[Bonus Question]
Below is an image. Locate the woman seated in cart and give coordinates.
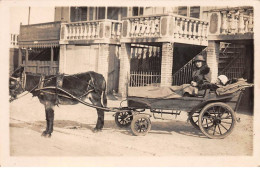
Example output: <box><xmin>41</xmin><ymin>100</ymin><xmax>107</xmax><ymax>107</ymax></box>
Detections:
<box><xmin>183</xmin><ymin>54</ymin><xmax>212</xmax><ymax>97</ymax></box>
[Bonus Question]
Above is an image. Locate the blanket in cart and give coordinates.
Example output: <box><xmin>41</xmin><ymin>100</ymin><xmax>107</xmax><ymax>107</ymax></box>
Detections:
<box><xmin>216</xmin><ymin>78</ymin><xmax>253</xmax><ymax>96</ymax></box>
<box><xmin>128</xmin><ymin>85</ymin><xmax>191</xmax><ymax>99</ymax></box>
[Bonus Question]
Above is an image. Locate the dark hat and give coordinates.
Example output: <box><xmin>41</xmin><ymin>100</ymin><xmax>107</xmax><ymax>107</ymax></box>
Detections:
<box><xmin>194</xmin><ymin>55</ymin><xmax>205</xmax><ymax>62</ymax></box>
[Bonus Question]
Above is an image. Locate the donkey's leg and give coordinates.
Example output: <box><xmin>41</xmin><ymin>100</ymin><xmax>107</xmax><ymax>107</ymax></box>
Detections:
<box><xmin>41</xmin><ymin>102</ymin><xmax>55</xmax><ymax>137</ymax></box>
<box><xmin>88</xmin><ymin>93</ymin><xmax>104</xmax><ymax>132</ymax></box>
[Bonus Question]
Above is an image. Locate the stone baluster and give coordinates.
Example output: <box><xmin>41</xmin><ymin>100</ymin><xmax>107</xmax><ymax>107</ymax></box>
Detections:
<box><xmin>221</xmin><ymin>11</ymin><xmax>228</xmax><ymax>34</ymax></box>
<box><xmin>135</xmin><ymin>20</ymin><xmax>141</xmax><ymax>37</ymax></box>
<box><xmin>150</xmin><ymin>18</ymin><xmax>155</xmax><ymax>35</ymax></box>
<box><xmin>71</xmin><ymin>25</ymin><xmax>75</xmax><ymax>39</ymax></box>
<box><xmin>130</xmin><ymin>20</ymin><xmax>135</xmax><ymax>37</ymax></box>
<box><xmin>174</xmin><ymin>17</ymin><xmax>180</xmax><ymax>38</ymax></box>
<box><xmin>188</xmin><ymin>19</ymin><xmax>192</xmax><ymax>39</ymax></box>
<box><xmin>145</xmin><ymin>19</ymin><xmax>151</xmax><ymax>37</ymax></box>
<box><xmin>64</xmin><ymin>25</ymin><xmax>69</xmax><ymax>40</ymax></box>
<box><xmin>183</xmin><ymin>19</ymin><xmax>188</xmax><ymax>38</ymax></box>
<box><xmin>83</xmin><ymin>23</ymin><xmax>88</xmax><ymax>38</ymax></box>
<box><xmin>111</xmin><ymin>22</ymin><xmax>116</xmax><ymax>38</ymax></box>
<box><xmin>78</xmin><ymin>24</ymin><xmax>82</xmax><ymax>39</ymax></box>
<box><xmin>87</xmin><ymin>23</ymin><xmax>91</xmax><ymax>38</ymax></box>
<box><xmin>238</xmin><ymin>9</ymin><xmax>245</xmax><ymax>34</ymax></box>
<box><xmin>117</xmin><ymin>23</ymin><xmax>121</xmax><ymax>38</ymax></box>
<box><xmin>244</xmin><ymin>17</ymin><xmax>249</xmax><ymax>33</ymax></box>
<box><xmin>230</xmin><ymin>10</ymin><xmax>237</xmax><ymax>34</ymax></box>
<box><xmin>154</xmin><ymin>17</ymin><xmax>160</xmax><ymax>36</ymax></box>
<box><xmin>140</xmin><ymin>18</ymin><xmax>145</xmax><ymax>36</ymax></box>
<box><xmin>247</xmin><ymin>9</ymin><xmax>253</xmax><ymax>32</ymax></box>
<box><xmin>197</xmin><ymin>21</ymin><xmax>202</xmax><ymax>39</ymax></box>
<box><xmin>92</xmin><ymin>24</ymin><xmax>96</xmax><ymax>38</ymax></box>
<box><xmin>179</xmin><ymin>18</ymin><xmax>184</xmax><ymax>38</ymax></box>
<box><xmin>191</xmin><ymin>20</ymin><xmax>196</xmax><ymax>39</ymax></box>
<box><xmin>95</xmin><ymin>22</ymin><xmax>99</xmax><ymax>38</ymax></box>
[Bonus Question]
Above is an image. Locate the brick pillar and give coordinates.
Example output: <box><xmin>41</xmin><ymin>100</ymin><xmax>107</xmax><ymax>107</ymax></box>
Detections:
<box><xmin>160</xmin><ymin>42</ymin><xmax>174</xmax><ymax>87</ymax></box>
<box><xmin>98</xmin><ymin>44</ymin><xmax>109</xmax><ymax>83</ymax></box>
<box><xmin>206</xmin><ymin>40</ymin><xmax>220</xmax><ymax>83</ymax></box>
<box><xmin>118</xmin><ymin>43</ymin><xmax>131</xmax><ymax>98</ymax></box>
<box><xmin>59</xmin><ymin>44</ymin><xmax>67</xmax><ymax>73</ymax></box>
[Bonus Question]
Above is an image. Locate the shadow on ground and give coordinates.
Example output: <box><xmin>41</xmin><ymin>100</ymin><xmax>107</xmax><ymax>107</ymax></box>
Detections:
<box><xmin>10</xmin><ymin>119</ymin><xmax>206</xmax><ymax>138</ymax></box>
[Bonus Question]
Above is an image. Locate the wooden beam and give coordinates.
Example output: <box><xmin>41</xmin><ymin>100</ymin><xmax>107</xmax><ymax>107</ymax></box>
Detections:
<box><xmin>50</xmin><ymin>47</ymin><xmax>54</xmax><ymax>75</ymax></box>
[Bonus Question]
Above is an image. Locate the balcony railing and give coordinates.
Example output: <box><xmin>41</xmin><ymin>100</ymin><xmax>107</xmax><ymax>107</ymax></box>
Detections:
<box><xmin>206</xmin><ymin>7</ymin><xmax>253</xmax><ymax>36</ymax></box>
<box><xmin>60</xmin><ymin>20</ymin><xmax>122</xmax><ymax>42</ymax></box>
<box><xmin>121</xmin><ymin>14</ymin><xmax>209</xmax><ymax>46</ymax></box>
<box><xmin>10</xmin><ymin>34</ymin><xmax>19</xmax><ymax>48</ymax></box>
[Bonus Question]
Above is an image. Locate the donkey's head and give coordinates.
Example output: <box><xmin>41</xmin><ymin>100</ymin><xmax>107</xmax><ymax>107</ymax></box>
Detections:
<box><xmin>9</xmin><ymin>67</ymin><xmax>25</xmax><ymax>102</ymax></box>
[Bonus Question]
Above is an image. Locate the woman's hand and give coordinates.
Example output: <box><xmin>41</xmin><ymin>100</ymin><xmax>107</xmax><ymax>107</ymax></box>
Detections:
<box><xmin>191</xmin><ymin>81</ymin><xmax>198</xmax><ymax>87</ymax></box>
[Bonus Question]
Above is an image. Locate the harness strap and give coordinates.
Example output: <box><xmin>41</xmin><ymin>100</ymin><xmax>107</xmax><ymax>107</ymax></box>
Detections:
<box><xmin>38</xmin><ymin>75</ymin><xmax>45</xmax><ymax>89</ymax></box>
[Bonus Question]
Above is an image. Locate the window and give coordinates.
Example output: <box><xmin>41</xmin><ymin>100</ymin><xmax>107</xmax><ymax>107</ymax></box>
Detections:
<box><xmin>97</xmin><ymin>7</ymin><xmax>106</xmax><ymax>19</ymax></box>
<box><xmin>132</xmin><ymin>7</ymin><xmax>144</xmax><ymax>16</ymax></box>
<box><xmin>107</xmin><ymin>7</ymin><xmax>120</xmax><ymax>20</ymax></box>
<box><xmin>177</xmin><ymin>6</ymin><xmax>200</xmax><ymax>19</ymax></box>
<box><xmin>70</xmin><ymin>7</ymin><xmax>88</xmax><ymax>22</ymax></box>
<box><xmin>178</xmin><ymin>6</ymin><xmax>188</xmax><ymax>16</ymax></box>
<box><xmin>190</xmin><ymin>6</ymin><xmax>200</xmax><ymax>19</ymax></box>
<box><xmin>89</xmin><ymin>7</ymin><xmax>94</xmax><ymax>20</ymax></box>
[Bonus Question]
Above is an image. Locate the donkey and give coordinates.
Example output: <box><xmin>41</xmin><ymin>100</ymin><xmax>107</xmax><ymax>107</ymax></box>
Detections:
<box><xmin>9</xmin><ymin>67</ymin><xmax>107</xmax><ymax>137</ymax></box>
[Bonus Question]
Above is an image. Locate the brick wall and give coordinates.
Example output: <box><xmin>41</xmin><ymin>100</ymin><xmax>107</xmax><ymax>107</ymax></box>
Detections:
<box><xmin>161</xmin><ymin>42</ymin><xmax>174</xmax><ymax>87</ymax></box>
<box><xmin>206</xmin><ymin>40</ymin><xmax>219</xmax><ymax>83</ymax></box>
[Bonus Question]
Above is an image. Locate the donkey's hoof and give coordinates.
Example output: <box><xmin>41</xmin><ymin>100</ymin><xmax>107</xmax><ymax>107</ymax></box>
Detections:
<box><xmin>41</xmin><ymin>131</ymin><xmax>47</xmax><ymax>137</ymax></box>
<box><xmin>41</xmin><ymin>131</ymin><xmax>51</xmax><ymax>138</ymax></box>
<box><xmin>92</xmin><ymin>128</ymin><xmax>102</xmax><ymax>133</ymax></box>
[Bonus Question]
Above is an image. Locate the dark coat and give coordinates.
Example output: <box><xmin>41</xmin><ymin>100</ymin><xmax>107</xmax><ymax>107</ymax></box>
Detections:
<box><xmin>192</xmin><ymin>65</ymin><xmax>211</xmax><ymax>90</ymax></box>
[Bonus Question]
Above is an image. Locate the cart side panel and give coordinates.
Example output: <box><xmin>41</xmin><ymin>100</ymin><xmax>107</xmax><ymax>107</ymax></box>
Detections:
<box><xmin>127</xmin><ymin>97</ymin><xmax>203</xmax><ymax>112</ymax></box>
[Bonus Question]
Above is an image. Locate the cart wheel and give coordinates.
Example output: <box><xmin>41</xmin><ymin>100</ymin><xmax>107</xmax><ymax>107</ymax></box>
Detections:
<box><xmin>198</xmin><ymin>102</ymin><xmax>236</xmax><ymax>139</ymax></box>
<box><xmin>131</xmin><ymin>114</ymin><xmax>151</xmax><ymax>136</ymax></box>
<box><xmin>115</xmin><ymin>111</ymin><xmax>133</xmax><ymax>128</ymax></box>
<box><xmin>189</xmin><ymin>112</ymin><xmax>200</xmax><ymax>130</ymax></box>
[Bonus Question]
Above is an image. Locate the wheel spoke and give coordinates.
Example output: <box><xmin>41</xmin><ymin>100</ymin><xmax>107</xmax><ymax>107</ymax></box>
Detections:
<box><xmin>221</xmin><ymin>120</ymin><xmax>232</xmax><ymax>124</ymax></box>
<box><xmin>217</xmin><ymin>124</ymin><xmax>222</xmax><ymax>135</ymax></box>
<box><xmin>213</xmin><ymin>125</ymin><xmax>216</xmax><ymax>135</ymax></box>
<box><xmin>219</xmin><ymin>123</ymin><xmax>228</xmax><ymax>131</ymax></box>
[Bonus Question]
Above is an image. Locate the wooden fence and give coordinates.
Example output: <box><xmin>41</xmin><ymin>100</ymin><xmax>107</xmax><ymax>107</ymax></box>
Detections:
<box><xmin>22</xmin><ymin>61</ymin><xmax>59</xmax><ymax>75</ymax></box>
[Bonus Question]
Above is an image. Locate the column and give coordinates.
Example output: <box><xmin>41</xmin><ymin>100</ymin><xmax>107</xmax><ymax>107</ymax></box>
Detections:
<box><xmin>206</xmin><ymin>40</ymin><xmax>220</xmax><ymax>83</ymax></box>
<box><xmin>160</xmin><ymin>42</ymin><xmax>174</xmax><ymax>87</ymax></box>
<box><xmin>97</xmin><ymin>44</ymin><xmax>109</xmax><ymax>83</ymax></box>
<box><xmin>59</xmin><ymin>45</ymin><xmax>66</xmax><ymax>73</ymax></box>
<box><xmin>118</xmin><ymin>43</ymin><xmax>131</xmax><ymax>98</ymax></box>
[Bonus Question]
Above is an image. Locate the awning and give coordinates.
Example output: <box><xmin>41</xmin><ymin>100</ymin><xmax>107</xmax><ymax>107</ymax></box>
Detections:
<box><xmin>18</xmin><ymin>40</ymin><xmax>60</xmax><ymax>48</ymax></box>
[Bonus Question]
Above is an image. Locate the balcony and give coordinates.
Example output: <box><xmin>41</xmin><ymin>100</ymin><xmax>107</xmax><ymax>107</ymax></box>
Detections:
<box><xmin>206</xmin><ymin>7</ymin><xmax>254</xmax><ymax>41</ymax></box>
<box><xmin>10</xmin><ymin>34</ymin><xmax>19</xmax><ymax>48</ymax></box>
<box><xmin>60</xmin><ymin>20</ymin><xmax>122</xmax><ymax>45</ymax></box>
<box><xmin>121</xmin><ymin>14</ymin><xmax>209</xmax><ymax>46</ymax></box>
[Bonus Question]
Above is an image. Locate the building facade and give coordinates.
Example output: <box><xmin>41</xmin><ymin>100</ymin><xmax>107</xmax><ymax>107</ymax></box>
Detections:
<box><xmin>15</xmin><ymin>6</ymin><xmax>254</xmax><ymax>108</ymax></box>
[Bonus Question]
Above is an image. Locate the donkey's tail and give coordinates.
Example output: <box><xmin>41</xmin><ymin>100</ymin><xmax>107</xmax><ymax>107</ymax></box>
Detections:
<box><xmin>101</xmin><ymin>79</ymin><xmax>107</xmax><ymax>107</ymax></box>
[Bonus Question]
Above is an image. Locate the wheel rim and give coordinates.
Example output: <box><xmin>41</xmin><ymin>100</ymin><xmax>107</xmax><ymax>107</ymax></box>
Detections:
<box><xmin>117</xmin><ymin>112</ymin><xmax>132</xmax><ymax>126</ymax></box>
<box><xmin>200</xmin><ymin>105</ymin><xmax>234</xmax><ymax>137</ymax></box>
<box><xmin>134</xmin><ymin>118</ymin><xmax>149</xmax><ymax>133</ymax></box>
<box><xmin>190</xmin><ymin>112</ymin><xmax>200</xmax><ymax>130</ymax></box>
